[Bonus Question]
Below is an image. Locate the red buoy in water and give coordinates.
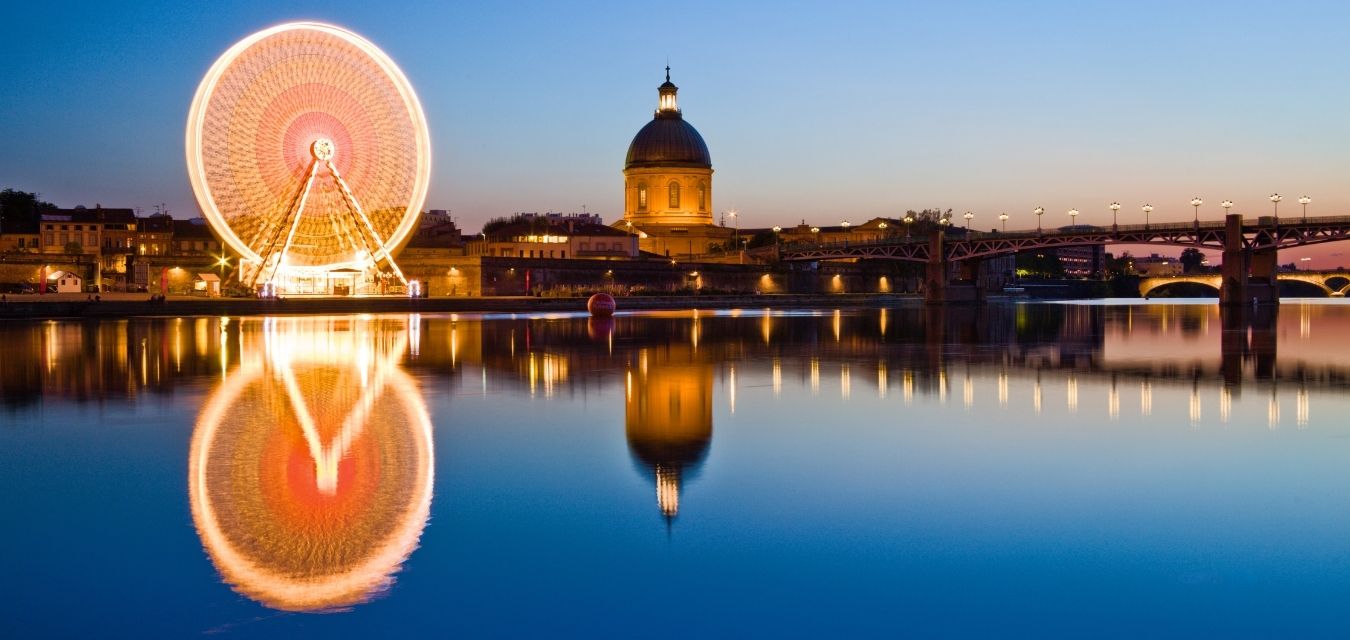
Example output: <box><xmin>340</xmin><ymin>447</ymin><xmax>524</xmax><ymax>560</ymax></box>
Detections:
<box><xmin>587</xmin><ymin>293</ymin><xmax>616</xmax><ymax>317</ymax></box>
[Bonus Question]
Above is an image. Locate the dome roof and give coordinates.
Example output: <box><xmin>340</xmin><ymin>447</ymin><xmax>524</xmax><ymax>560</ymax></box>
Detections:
<box><xmin>625</xmin><ymin>116</ymin><xmax>712</xmax><ymax>170</ymax></box>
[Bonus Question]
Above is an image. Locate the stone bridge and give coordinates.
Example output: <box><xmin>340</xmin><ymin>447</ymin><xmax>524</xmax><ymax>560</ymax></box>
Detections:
<box><xmin>780</xmin><ymin>214</ymin><xmax>1350</xmax><ymax>305</ymax></box>
<box><xmin>1140</xmin><ymin>272</ymin><xmax>1350</xmax><ymax>297</ymax></box>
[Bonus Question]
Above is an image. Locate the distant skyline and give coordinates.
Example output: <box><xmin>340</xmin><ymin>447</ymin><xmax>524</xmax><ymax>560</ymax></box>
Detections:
<box><xmin>4</xmin><ymin>1</ymin><xmax>1350</xmax><ymax>266</ymax></box>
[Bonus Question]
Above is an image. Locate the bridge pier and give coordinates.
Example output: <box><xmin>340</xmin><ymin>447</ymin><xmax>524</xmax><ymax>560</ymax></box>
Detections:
<box><xmin>924</xmin><ymin>231</ymin><xmax>983</xmax><ymax>305</ymax></box>
<box><xmin>1219</xmin><ymin>213</ymin><xmax>1279</xmax><ymax>306</ymax></box>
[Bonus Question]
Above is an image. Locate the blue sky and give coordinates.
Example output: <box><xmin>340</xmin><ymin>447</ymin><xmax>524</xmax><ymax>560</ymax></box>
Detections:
<box><xmin>4</xmin><ymin>1</ymin><xmax>1350</xmax><ymax>263</ymax></box>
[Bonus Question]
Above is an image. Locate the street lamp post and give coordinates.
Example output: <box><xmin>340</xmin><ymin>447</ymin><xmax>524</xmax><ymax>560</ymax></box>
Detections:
<box><xmin>1109</xmin><ymin>202</ymin><xmax>1121</xmax><ymax>230</ymax></box>
<box><xmin>1034</xmin><ymin>206</ymin><xmax>1044</xmax><ymax>232</ymax></box>
<box><xmin>963</xmin><ymin>211</ymin><xmax>974</xmax><ymax>229</ymax></box>
<box><xmin>1299</xmin><ymin>195</ymin><xmax>1311</xmax><ymax>222</ymax></box>
<box><xmin>728</xmin><ymin>209</ymin><xmax>739</xmax><ymax>247</ymax></box>
<box><xmin>1068</xmin><ymin>208</ymin><xmax>1079</xmax><ymax>226</ymax></box>
<box><xmin>1190</xmin><ymin>197</ymin><xmax>1203</xmax><ymax>224</ymax></box>
<box><xmin>1142</xmin><ymin>204</ymin><xmax>1153</xmax><ymax>228</ymax></box>
<box><xmin>999</xmin><ymin>212</ymin><xmax>1009</xmax><ymax>232</ymax></box>
<box><xmin>1221</xmin><ymin>200</ymin><xmax>1233</xmax><ymax>219</ymax></box>
<box><xmin>772</xmin><ymin>225</ymin><xmax>782</xmax><ymax>254</ymax></box>
<box><xmin>1269</xmin><ymin>193</ymin><xmax>1281</xmax><ymax>221</ymax></box>
<box><xmin>903</xmin><ymin>214</ymin><xmax>914</xmax><ymax>237</ymax></box>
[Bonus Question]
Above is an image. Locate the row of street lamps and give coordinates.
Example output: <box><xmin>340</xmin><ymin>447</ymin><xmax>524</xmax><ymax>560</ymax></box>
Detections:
<box><xmin>750</xmin><ymin>194</ymin><xmax>1316</xmax><ymax>247</ymax></box>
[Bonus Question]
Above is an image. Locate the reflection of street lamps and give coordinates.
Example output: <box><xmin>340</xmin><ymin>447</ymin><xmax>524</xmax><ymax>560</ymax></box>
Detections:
<box><xmin>963</xmin><ymin>211</ymin><xmax>974</xmax><ymax>229</ymax></box>
<box><xmin>1221</xmin><ymin>200</ymin><xmax>1233</xmax><ymax>219</ymax></box>
<box><xmin>1142</xmin><ymin>204</ymin><xmax>1153</xmax><ymax>228</ymax></box>
<box><xmin>1109</xmin><ymin>202</ymin><xmax>1121</xmax><ymax>229</ymax></box>
<box><xmin>1269</xmin><ymin>193</ymin><xmax>1281</xmax><ymax>221</ymax></box>
<box><xmin>903</xmin><ymin>214</ymin><xmax>914</xmax><ymax>237</ymax></box>
<box><xmin>999</xmin><ymin>212</ymin><xmax>1008</xmax><ymax>232</ymax></box>
<box><xmin>1034</xmin><ymin>206</ymin><xmax>1044</xmax><ymax>231</ymax></box>
<box><xmin>1190</xmin><ymin>197</ymin><xmax>1203</xmax><ymax>224</ymax></box>
<box><xmin>1299</xmin><ymin>195</ymin><xmax>1311</xmax><ymax>222</ymax></box>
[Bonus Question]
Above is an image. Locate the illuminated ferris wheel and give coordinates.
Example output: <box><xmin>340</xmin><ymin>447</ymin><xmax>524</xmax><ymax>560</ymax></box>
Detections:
<box><xmin>185</xmin><ymin>22</ymin><xmax>431</xmax><ymax>294</ymax></box>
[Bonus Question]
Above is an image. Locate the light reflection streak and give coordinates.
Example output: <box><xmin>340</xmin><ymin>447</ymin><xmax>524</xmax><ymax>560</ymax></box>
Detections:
<box><xmin>772</xmin><ymin>358</ymin><xmax>782</xmax><ymax>397</ymax></box>
<box><xmin>1141</xmin><ymin>380</ymin><xmax>1152</xmax><ymax>416</ymax></box>
<box><xmin>998</xmin><ymin>371</ymin><xmax>1008</xmax><ymax>407</ymax></box>
<box><xmin>1108</xmin><ymin>378</ymin><xmax>1119</xmax><ymax>420</ymax></box>
<box><xmin>1033</xmin><ymin>374</ymin><xmax>1042</xmax><ymax>414</ymax></box>
<box><xmin>1268</xmin><ymin>390</ymin><xmax>1280</xmax><ymax>429</ymax></box>
<box><xmin>1189</xmin><ymin>383</ymin><xmax>1201</xmax><ymax>428</ymax></box>
<box><xmin>1220</xmin><ymin>387</ymin><xmax>1231</xmax><ymax>423</ymax></box>
<box><xmin>903</xmin><ymin>370</ymin><xmax>913</xmax><ymax>405</ymax></box>
<box><xmin>1297</xmin><ymin>386</ymin><xmax>1309</xmax><ymax>428</ymax></box>
<box><xmin>811</xmin><ymin>358</ymin><xmax>820</xmax><ymax>394</ymax></box>
<box><xmin>877</xmin><ymin>362</ymin><xmax>887</xmax><ymax>399</ymax></box>
<box><xmin>840</xmin><ymin>364</ymin><xmax>850</xmax><ymax>400</ymax></box>
<box><xmin>729</xmin><ymin>365</ymin><xmax>737</xmax><ymax>413</ymax></box>
<box><xmin>963</xmin><ymin>370</ymin><xmax>973</xmax><ymax>409</ymax></box>
<box><xmin>1067</xmin><ymin>376</ymin><xmax>1077</xmax><ymax>413</ymax></box>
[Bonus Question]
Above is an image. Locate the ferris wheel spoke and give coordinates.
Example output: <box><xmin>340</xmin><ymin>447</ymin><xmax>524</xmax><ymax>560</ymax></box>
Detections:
<box><xmin>325</xmin><ymin>160</ymin><xmax>409</xmax><ymax>286</ymax></box>
<box><xmin>247</xmin><ymin>159</ymin><xmax>319</xmax><ymax>287</ymax></box>
<box><xmin>261</xmin><ymin>160</ymin><xmax>321</xmax><ymax>286</ymax></box>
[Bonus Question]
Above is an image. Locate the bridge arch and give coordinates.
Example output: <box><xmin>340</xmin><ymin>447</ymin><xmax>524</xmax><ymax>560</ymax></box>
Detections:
<box><xmin>1139</xmin><ymin>276</ymin><xmax>1221</xmax><ymax>298</ymax></box>
<box><xmin>1325</xmin><ymin>276</ymin><xmax>1349</xmax><ymax>292</ymax></box>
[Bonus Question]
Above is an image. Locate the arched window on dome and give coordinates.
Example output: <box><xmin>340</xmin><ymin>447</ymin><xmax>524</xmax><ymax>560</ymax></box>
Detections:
<box><xmin>668</xmin><ymin>181</ymin><xmax>680</xmax><ymax>209</ymax></box>
<box><xmin>698</xmin><ymin>182</ymin><xmax>707</xmax><ymax>212</ymax></box>
<box><xmin>637</xmin><ymin>183</ymin><xmax>647</xmax><ymax>211</ymax></box>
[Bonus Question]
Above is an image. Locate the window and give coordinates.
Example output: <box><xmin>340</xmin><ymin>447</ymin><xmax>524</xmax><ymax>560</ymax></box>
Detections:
<box><xmin>698</xmin><ymin>182</ymin><xmax>707</xmax><ymax>211</ymax></box>
<box><xmin>668</xmin><ymin>181</ymin><xmax>680</xmax><ymax>208</ymax></box>
<box><xmin>637</xmin><ymin>183</ymin><xmax>647</xmax><ymax>211</ymax></box>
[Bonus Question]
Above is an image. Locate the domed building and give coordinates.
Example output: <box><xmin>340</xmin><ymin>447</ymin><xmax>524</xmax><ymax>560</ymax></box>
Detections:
<box><xmin>619</xmin><ymin>69</ymin><xmax>733</xmax><ymax>257</ymax></box>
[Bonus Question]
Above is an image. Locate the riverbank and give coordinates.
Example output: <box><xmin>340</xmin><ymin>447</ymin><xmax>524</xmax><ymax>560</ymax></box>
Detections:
<box><xmin>0</xmin><ymin>292</ymin><xmax>924</xmax><ymax>320</ymax></box>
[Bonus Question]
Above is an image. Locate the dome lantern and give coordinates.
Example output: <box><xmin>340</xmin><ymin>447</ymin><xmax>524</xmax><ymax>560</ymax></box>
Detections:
<box><xmin>657</xmin><ymin>65</ymin><xmax>679</xmax><ymax>115</ymax></box>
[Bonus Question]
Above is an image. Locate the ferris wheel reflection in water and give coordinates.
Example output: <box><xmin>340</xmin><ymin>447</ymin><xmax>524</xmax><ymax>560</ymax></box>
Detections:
<box><xmin>188</xmin><ymin>316</ymin><xmax>433</xmax><ymax>612</ymax></box>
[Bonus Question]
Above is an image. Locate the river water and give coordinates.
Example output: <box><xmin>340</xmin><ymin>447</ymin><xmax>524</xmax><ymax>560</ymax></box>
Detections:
<box><xmin>3</xmin><ymin>301</ymin><xmax>1350</xmax><ymax>636</ymax></box>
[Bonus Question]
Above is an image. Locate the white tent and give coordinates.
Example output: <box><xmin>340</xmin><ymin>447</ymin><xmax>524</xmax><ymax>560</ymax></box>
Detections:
<box><xmin>195</xmin><ymin>273</ymin><xmax>221</xmax><ymax>297</ymax></box>
<box><xmin>46</xmin><ymin>270</ymin><xmax>82</xmax><ymax>294</ymax></box>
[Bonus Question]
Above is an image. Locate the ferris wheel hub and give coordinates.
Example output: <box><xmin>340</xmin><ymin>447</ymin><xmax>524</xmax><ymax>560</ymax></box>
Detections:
<box><xmin>310</xmin><ymin>138</ymin><xmax>335</xmax><ymax>161</ymax></box>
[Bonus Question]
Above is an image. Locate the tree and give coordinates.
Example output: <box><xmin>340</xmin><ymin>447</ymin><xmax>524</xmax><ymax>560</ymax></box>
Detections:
<box><xmin>1106</xmin><ymin>251</ymin><xmax>1134</xmax><ymax>277</ymax></box>
<box><xmin>1179</xmin><ymin>248</ymin><xmax>1206</xmax><ymax>274</ymax></box>
<box><xmin>0</xmin><ymin>188</ymin><xmax>56</xmax><ymax>234</ymax></box>
<box><xmin>1016</xmin><ymin>251</ymin><xmax>1065</xmax><ymax>278</ymax></box>
<box><xmin>64</xmin><ymin>242</ymin><xmax>84</xmax><ymax>255</ymax></box>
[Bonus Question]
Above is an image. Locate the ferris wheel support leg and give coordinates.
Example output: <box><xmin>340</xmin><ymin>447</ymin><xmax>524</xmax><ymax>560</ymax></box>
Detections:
<box><xmin>326</xmin><ymin>160</ymin><xmax>410</xmax><ymax>286</ymax></box>
<box><xmin>261</xmin><ymin>160</ymin><xmax>321</xmax><ymax>287</ymax></box>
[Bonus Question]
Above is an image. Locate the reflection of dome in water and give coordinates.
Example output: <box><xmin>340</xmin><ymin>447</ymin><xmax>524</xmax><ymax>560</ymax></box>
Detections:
<box><xmin>189</xmin><ymin>318</ymin><xmax>433</xmax><ymax>612</ymax></box>
<box><xmin>625</xmin><ymin>355</ymin><xmax>713</xmax><ymax>520</ymax></box>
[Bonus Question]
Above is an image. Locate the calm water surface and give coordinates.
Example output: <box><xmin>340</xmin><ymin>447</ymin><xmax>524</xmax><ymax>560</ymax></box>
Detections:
<box><xmin>4</xmin><ymin>301</ymin><xmax>1350</xmax><ymax>636</ymax></box>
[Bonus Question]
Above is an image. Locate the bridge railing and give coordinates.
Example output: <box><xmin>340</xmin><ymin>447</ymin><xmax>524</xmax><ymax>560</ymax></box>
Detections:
<box><xmin>782</xmin><ymin>215</ymin><xmax>1350</xmax><ymax>254</ymax></box>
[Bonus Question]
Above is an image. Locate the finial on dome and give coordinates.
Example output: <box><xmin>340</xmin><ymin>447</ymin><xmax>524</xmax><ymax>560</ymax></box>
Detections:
<box><xmin>665</xmin><ymin>64</ymin><xmax>670</xmax><ymax>83</ymax></box>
